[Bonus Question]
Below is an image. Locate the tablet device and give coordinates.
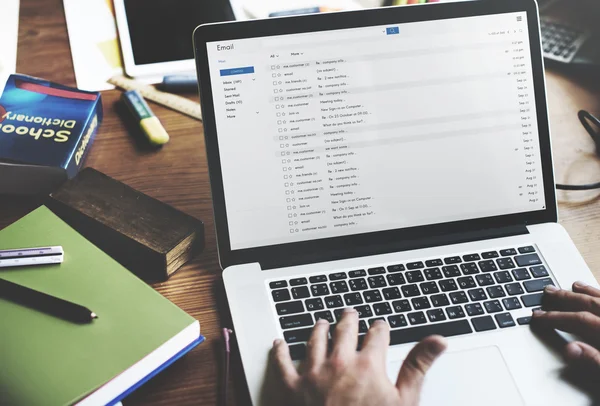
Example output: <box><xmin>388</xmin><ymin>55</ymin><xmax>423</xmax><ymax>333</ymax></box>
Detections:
<box><xmin>114</xmin><ymin>0</ymin><xmax>239</xmax><ymax>82</ymax></box>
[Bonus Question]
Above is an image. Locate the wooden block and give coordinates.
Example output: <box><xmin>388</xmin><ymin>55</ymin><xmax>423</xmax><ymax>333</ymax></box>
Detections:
<box><xmin>46</xmin><ymin>168</ymin><xmax>204</xmax><ymax>281</ymax></box>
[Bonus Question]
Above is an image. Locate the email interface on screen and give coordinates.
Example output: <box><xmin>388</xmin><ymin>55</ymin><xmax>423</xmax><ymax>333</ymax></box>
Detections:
<box><xmin>206</xmin><ymin>12</ymin><xmax>545</xmax><ymax>250</ymax></box>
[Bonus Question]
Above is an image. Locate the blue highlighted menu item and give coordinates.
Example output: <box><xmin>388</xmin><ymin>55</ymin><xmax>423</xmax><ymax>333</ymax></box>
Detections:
<box><xmin>220</xmin><ymin>67</ymin><xmax>255</xmax><ymax>77</ymax></box>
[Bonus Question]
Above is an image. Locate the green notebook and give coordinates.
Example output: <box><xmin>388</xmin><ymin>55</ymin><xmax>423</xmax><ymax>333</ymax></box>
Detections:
<box><xmin>0</xmin><ymin>206</ymin><xmax>201</xmax><ymax>406</ymax></box>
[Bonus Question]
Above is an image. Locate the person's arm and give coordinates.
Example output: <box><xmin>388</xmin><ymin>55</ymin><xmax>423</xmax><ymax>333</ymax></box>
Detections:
<box><xmin>272</xmin><ymin>308</ymin><xmax>447</xmax><ymax>406</ymax></box>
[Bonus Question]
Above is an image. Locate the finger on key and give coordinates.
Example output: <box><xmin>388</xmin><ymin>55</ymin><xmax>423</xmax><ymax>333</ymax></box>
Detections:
<box><xmin>542</xmin><ymin>286</ymin><xmax>600</xmax><ymax>316</ymax></box>
<box><xmin>572</xmin><ymin>281</ymin><xmax>600</xmax><ymax>299</ymax></box>
<box><xmin>331</xmin><ymin>308</ymin><xmax>359</xmax><ymax>359</ymax></box>
<box><xmin>306</xmin><ymin>318</ymin><xmax>330</xmax><ymax>370</ymax></box>
<box><xmin>361</xmin><ymin>320</ymin><xmax>390</xmax><ymax>362</ymax></box>
<box><xmin>273</xmin><ymin>339</ymin><xmax>301</xmax><ymax>391</ymax></box>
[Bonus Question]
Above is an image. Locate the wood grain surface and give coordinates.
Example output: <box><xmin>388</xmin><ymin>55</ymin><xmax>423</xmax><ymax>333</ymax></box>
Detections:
<box><xmin>5</xmin><ymin>1</ymin><xmax>600</xmax><ymax>405</ymax></box>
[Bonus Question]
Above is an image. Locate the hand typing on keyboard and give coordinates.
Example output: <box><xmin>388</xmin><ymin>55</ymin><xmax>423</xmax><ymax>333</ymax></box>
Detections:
<box><xmin>272</xmin><ymin>308</ymin><xmax>447</xmax><ymax>406</ymax></box>
<box><xmin>532</xmin><ymin>281</ymin><xmax>600</xmax><ymax>372</ymax></box>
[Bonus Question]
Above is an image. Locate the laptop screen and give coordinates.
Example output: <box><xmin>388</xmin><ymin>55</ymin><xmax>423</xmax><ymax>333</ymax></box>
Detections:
<box><xmin>205</xmin><ymin>11</ymin><xmax>546</xmax><ymax>251</ymax></box>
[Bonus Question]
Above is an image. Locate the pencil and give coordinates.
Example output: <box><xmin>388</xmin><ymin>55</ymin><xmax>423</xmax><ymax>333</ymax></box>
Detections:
<box><xmin>0</xmin><ymin>278</ymin><xmax>97</xmax><ymax>323</ymax></box>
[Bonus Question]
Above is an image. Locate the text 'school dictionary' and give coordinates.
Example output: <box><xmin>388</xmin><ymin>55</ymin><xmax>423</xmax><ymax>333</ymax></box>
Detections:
<box><xmin>0</xmin><ymin>74</ymin><xmax>102</xmax><ymax>195</ymax></box>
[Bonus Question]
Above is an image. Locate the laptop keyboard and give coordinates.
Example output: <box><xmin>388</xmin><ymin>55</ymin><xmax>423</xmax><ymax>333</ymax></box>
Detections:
<box><xmin>267</xmin><ymin>245</ymin><xmax>554</xmax><ymax>360</ymax></box>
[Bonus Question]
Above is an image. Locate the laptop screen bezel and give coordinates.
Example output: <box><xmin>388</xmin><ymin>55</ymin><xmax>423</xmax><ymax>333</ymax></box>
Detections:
<box><xmin>194</xmin><ymin>0</ymin><xmax>557</xmax><ymax>269</ymax></box>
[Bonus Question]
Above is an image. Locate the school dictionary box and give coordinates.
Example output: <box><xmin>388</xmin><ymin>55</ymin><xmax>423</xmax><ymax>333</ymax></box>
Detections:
<box><xmin>0</xmin><ymin>74</ymin><xmax>102</xmax><ymax>195</ymax></box>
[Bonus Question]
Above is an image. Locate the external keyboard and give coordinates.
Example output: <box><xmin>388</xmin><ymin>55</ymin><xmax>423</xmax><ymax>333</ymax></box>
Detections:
<box><xmin>541</xmin><ymin>18</ymin><xmax>589</xmax><ymax>63</ymax></box>
<box><xmin>268</xmin><ymin>245</ymin><xmax>554</xmax><ymax>360</ymax></box>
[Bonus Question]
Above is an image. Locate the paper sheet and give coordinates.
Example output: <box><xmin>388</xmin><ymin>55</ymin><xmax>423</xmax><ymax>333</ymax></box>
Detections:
<box><xmin>63</xmin><ymin>0</ymin><xmax>123</xmax><ymax>91</ymax></box>
<box><xmin>0</xmin><ymin>0</ymin><xmax>19</xmax><ymax>96</ymax></box>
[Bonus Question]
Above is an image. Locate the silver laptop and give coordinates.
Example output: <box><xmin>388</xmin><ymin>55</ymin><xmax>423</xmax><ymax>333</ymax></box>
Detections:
<box><xmin>193</xmin><ymin>1</ymin><xmax>599</xmax><ymax>404</ymax></box>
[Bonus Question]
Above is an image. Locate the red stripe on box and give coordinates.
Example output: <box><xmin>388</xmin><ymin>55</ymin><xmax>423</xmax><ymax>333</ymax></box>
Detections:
<box><xmin>15</xmin><ymin>80</ymin><xmax>98</xmax><ymax>101</ymax></box>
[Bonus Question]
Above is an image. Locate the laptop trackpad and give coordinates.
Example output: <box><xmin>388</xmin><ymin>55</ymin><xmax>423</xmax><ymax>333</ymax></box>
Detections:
<box><xmin>387</xmin><ymin>346</ymin><xmax>524</xmax><ymax>406</ymax></box>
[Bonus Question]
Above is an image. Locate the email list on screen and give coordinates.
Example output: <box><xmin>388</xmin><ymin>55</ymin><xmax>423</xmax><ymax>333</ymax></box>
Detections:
<box><xmin>207</xmin><ymin>12</ymin><xmax>544</xmax><ymax>250</ymax></box>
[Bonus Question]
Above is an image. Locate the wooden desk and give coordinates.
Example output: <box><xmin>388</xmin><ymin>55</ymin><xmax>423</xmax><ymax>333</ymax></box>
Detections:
<box><xmin>5</xmin><ymin>1</ymin><xmax>600</xmax><ymax>405</ymax></box>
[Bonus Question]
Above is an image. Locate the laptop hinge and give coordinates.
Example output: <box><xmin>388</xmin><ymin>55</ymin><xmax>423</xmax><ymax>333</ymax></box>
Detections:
<box><xmin>261</xmin><ymin>225</ymin><xmax>529</xmax><ymax>270</ymax></box>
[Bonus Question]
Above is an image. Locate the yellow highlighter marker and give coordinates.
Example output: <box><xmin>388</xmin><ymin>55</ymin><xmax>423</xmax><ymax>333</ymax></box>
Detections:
<box><xmin>122</xmin><ymin>90</ymin><xmax>170</xmax><ymax>145</ymax></box>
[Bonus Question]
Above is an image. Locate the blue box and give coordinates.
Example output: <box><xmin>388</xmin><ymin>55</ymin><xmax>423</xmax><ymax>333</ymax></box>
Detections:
<box><xmin>0</xmin><ymin>74</ymin><xmax>102</xmax><ymax>195</ymax></box>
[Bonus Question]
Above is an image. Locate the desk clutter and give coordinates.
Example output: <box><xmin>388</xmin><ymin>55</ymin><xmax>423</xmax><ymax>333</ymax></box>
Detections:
<box><xmin>0</xmin><ymin>5</ymin><xmax>210</xmax><ymax>400</ymax></box>
<box><xmin>0</xmin><ymin>206</ymin><xmax>203</xmax><ymax>406</ymax></box>
<box><xmin>0</xmin><ymin>73</ymin><xmax>205</xmax><ymax>280</ymax></box>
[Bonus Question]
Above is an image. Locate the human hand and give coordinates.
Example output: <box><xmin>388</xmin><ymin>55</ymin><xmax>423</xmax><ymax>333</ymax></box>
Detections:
<box><xmin>532</xmin><ymin>281</ymin><xmax>600</xmax><ymax>371</ymax></box>
<box><xmin>272</xmin><ymin>308</ymin><xmax>447</xmax><ymax>406</ymax></box>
